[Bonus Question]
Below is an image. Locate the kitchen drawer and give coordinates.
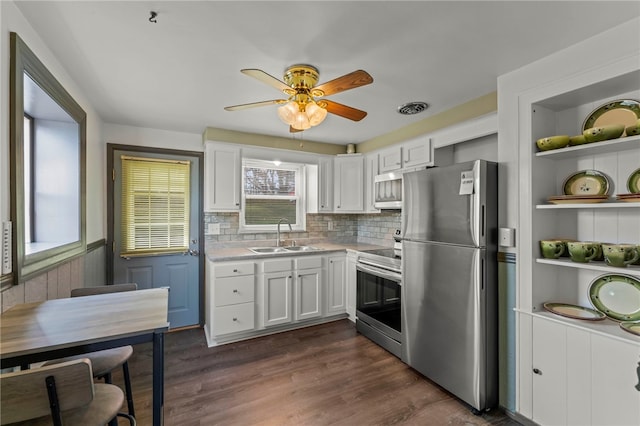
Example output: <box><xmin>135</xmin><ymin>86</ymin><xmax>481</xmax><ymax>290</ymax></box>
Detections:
<box><xmin>213</xmin><ymin>303</ymin><xmax>255</xmax><ymax>335</ymax></box>
<box><xmin>262</xmin><ymin>258</ymin><xmax>292</xmax><ymax>273</ymax></box>
<box><xmin>215</xmin><ymin>275</ymin><xmax>254</xmax><ymax>307</ymax></box>
<box><xmin>214</xmin><ymin>262</ymin><xmax>255</xmax><ymax>278</ymax></box>
<box><xmin>295</xmin><ymin>256</ymin><xmax>323</xmax><ymax>270</ymax></box>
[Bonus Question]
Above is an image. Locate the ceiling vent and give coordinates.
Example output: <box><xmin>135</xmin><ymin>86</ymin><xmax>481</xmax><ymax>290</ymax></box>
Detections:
<box><xmin>397</xmin><ymin>101</ymin><xmax>429</xmax><ymax>115</ymax></box>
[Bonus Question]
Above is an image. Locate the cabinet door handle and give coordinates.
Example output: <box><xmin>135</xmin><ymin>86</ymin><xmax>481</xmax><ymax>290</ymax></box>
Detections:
<box><xmin>533</xmin><ymin>368</ymin><xmax>542</xmax><ymax>375</ymax></box>
<box><xmin>232</xmin><ymin>317</ymin><xmax>238</xmax><ymax>322</ymax></box>
<box><xmin>233</xmin><ymin>289</ymin><xmax>238</xmax><ymax>293</ymax></box>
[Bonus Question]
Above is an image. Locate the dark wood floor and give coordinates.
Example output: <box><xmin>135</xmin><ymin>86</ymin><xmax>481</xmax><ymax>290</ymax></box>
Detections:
<box><xmin>118</xmin><ymin>319</ymin><xmax>519</xmax><ymax>426</ymax></box>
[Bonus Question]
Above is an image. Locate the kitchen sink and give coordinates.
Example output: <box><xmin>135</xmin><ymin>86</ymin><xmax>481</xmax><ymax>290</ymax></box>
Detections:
<box><xmin>284</xmin><ymin>246</ymin><xmax>322</xmax><ymax>252</ymax></box>
<box><xmin>248</xmin><ymin>247</ymin><xmax>289</xmax><ymax>254</ymax></box>
<box><xmin>248</xmin><ymin>246</ymin><xmax>323</xmax><ymax>254</ymax></box>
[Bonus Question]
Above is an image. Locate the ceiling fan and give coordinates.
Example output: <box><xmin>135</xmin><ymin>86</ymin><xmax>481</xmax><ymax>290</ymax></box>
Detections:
<box><xmin>224</xmin><ymin>64</ymin><xmax>373</xmax><ymax>132</ymax></box>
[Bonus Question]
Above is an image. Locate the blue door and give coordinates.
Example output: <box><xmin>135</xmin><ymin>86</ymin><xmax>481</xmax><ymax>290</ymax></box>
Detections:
<box><xmin>112</xmin><ymin>148</ymin><xmax>201</xmax><ymax>328</ymax></box>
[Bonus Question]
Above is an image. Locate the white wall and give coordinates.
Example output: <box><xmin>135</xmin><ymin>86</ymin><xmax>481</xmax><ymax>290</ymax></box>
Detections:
<box><xmin>1</xmin><ymin>0</ymin><xmax>105</xmax><ymax>244</ymax></box>
<box><xmin>103</xmin><ymin>123</ymin><xmax>203</xmax><ymax>153</ymax></box>
<box><xmin>452</xmin><ymin>133</ymin><xmax>498</xmax><ymax>164</ymax></box>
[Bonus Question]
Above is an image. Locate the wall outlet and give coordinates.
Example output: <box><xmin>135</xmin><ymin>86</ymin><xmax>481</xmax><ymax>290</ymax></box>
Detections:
<box><xmin>206</xmin><ymin>223</ymin><xmax>220</xmax><ymax>235</ymax></box>
<box><xmin>2</xmin><ymin>221</ymin><xmax>12</xmax><ymax>274</ymax></box>
<box><xmin>327</xmin><ymin>221</ymin><xmax>334</xmax><ymax>231</ymax></box>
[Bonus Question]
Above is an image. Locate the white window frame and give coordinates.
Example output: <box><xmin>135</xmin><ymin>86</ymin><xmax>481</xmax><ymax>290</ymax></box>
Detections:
<box><xmin>239</xmin><ymin>159</ymin><xmax>306</xmax><ymax>233</ymax></box>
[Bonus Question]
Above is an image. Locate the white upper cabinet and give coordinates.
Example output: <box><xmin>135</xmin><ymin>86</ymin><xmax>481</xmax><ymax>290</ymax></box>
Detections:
<box><xmin>204</xmin><ymin>142</ymin><xmax>241</xmax><ymax>211</ymax></box>
<box><xmin>364</xmin><ymin>152</ymin><xmax>379</xmax><ymax>213</ymax></box>
<box><xmin>402</xmin><ymin>137</ymin><xmax>434</xmax><ymax>169</ymax></box>
<box><xmin>377</xmin><ymin>137</ymin><xmax>433</xmax><ymax>173</ymax></box>
<box><xmin>378</xmin><ymin>146</ymin><xmax>403</xmax><ymax>173</ymax></box>
<box><xmin>334</xmin><ymin>154</ymin><xmax>364</xmax><ymax>213</ymax></box>
<box><xmin>318</xmin><ymin>157</ymin><xmax>334</xmax><ymax>212</ymax></box>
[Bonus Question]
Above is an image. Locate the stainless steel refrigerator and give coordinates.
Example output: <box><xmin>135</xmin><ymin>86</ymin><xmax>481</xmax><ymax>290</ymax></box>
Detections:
<box><xmin>401</xmin><ymin>159</ymin><xmax>498</xmax><ymax>412</ymax></box>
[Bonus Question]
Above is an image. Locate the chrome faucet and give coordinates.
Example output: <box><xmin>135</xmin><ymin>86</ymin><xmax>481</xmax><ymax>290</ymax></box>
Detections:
<box><xmin>276</xmin><ymin>218</ymin><xmax>292</xmax><ymax>247</ymax></box>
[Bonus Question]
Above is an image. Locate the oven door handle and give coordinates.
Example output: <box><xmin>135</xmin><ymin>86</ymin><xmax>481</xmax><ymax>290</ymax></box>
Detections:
<box><xmin>356</xmin><ymin>263</ymin><xmax>402</xmax><ymax>284</ymax></box>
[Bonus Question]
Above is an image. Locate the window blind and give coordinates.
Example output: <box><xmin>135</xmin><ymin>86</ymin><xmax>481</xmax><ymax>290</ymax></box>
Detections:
<box><xmin>121</xmin><ymin>155</ymin><xmax>190</xmax><ymax>256</ymax></box>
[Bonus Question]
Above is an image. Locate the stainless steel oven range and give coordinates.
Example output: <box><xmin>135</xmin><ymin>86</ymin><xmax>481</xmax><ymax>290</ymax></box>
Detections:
<box><xmin>355</xmin><ymin>248</ymin><xmax>402</xmax><ymax>358</ymax></box>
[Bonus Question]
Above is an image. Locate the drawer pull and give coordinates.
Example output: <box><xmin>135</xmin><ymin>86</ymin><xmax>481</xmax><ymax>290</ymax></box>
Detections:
<box><xmin>533</xmin><ymin>368</ymin><xmax>542</xmax><ymax>375</ymax></box>
<box><xmin>233</xmin><ymin>269</ymin><xmax>238</xmax><ymax>273</ymax></box>
<box><xmin>232</xmin><ymin>317</ymin><xmax>238</xmax><ymax>322</ymax></box>
<box><xmin>233</xmin><ymin>289</ymin><xmax>238</xmax><ymax>293</ymax></box>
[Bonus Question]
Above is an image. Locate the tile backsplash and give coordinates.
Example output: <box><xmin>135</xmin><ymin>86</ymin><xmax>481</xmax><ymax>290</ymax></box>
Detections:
<box><xmin>204</xmin><ymin>211</ymin><xmax>401</xmax><ymax>248</ymax></box>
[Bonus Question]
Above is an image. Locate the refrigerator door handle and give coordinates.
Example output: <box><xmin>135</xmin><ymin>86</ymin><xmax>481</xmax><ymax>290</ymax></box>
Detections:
<box><xmin>469</xmin><ymin>160</ymin><xmax>481</xmax><ymax>247</ymax></box>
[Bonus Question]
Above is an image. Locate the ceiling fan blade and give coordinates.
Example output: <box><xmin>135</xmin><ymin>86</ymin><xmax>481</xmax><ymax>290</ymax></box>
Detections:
<box><xmin>224</xmin><ymin>99</ymin><xmax>286</xmax><ymax>111</ymax></box>
<box><xmin>289</xmin><ymin>126</ymin><xmax>304</xmax><ymax>133</ymax></box>
<box><xmin>313</xmin><ymin>70</ymin><xmax>373</xmax><ymax>97</ymax></box>
<box><xmin>241</xmin><ymin>69</ymin><xmax>293</xmax><ymax>94</ymax></box>
<box><xmin>322</xmin><ymin>99</ymin><xmax>367</xmax><ymax>121</ymax></box>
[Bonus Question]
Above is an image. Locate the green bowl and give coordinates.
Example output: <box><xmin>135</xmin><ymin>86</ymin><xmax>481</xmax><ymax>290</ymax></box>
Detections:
<box><xmin>625</xmin><ymin>123</ymin><xmax>640</xmax><ymax>136</ymax></box>
<box><xmin>568</xmin><ymin>135</ymin><xmax>589</xmax><ymax>146</ymax></box>
<box><xmin>583</xmin><ymin>124</ymin><xmax>625</xmax><ymax>142</ymax></box>
<box><xmin>536</xmin><ymin>135</ymin><xmax>570</xmax><ymax>151</ymax></box>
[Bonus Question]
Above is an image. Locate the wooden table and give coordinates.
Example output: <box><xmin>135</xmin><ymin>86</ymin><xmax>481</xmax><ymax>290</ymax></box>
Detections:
<box><xmin>0</xmin><ymin>287</ymin><xmax>169</xmax><ymax>426</ymax></box>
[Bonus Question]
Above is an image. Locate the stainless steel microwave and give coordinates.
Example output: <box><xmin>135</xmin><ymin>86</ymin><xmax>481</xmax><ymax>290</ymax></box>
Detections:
<box><xmin>374</xmin><ymin>171</ymin><xmax>402</xmax><ymax>209</ymax></box>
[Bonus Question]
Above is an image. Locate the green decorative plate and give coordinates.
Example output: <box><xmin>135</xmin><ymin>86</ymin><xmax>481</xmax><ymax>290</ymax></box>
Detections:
<box><xmin>543</xmin><ymin>302</ymin><xmax>606</xmax><ymax>321</ymax></box>
<box><xmin>589</xmin><ymin>274</ymin><xmax>640</xmax><ymax>322</ymax></box>
<box><xmin>619</xmin><ymin>321</ymin><xmax>640</xmax><ymax>337</ymax></box>
<box><xmin>627</xmin><ymin>168</ymin><xmax>640</xmax><ymax>194</ymax></box>
<box><xmin>563</xmin><ymin>170</ymin><xmax>610</xmax><ymax>196</ymax></box>
<box><xmin>582</xmin><ymin>99</ymin><xmax>640</xmax><ymax>134</ymax></box>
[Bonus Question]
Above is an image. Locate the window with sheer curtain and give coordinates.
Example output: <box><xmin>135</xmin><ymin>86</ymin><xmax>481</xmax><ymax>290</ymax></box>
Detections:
<box><xmin>240</xmin><ymin>159</ymin><xmax>305</xmax><ymax>232</ymax></box>
<box><xmin>120</xmin><ymin>156</ymin><xmax>191</xmax><ymax>256</ymax></box>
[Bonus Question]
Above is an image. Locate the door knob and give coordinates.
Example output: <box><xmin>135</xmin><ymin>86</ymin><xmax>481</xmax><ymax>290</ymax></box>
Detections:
<box><xmin>188</xmin><ymin>249</ymin><xmax>200</xmax><ymax>256</ymax></box>
<box><xmin>533</xmin><ymin>368</ymin><xmax>542</xmax><ymax>375</ymax></box>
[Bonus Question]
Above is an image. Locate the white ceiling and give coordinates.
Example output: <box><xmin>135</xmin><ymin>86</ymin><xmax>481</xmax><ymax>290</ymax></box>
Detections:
<box><xmin>15</xmin><ymin>1</ymin><xmax>640</xmax><ymax>145</ymax></box>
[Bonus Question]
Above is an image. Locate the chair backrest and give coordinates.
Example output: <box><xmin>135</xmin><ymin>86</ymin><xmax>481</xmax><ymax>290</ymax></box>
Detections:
<box><xmin>0</xmin><ymin>359</ymin><xmax>94</xmax><ymax>425</ymax></box>
<box><xmin>71</xmin><ymin>283</ymin><xmax>138</xmax><ymax>298</ymax></box>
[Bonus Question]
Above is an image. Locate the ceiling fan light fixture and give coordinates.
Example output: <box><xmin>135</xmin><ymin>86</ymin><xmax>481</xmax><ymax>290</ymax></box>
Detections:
<box><xmin>306</xmin><ymin>101</ymin><xmax>328</xmax><ymax>126</ymax></box>
<box><xmin>292</xmin><ymin>111</ymin><xmax>311</xmax><ymax>130</ymax></box>
<box><xmin>277</xmin><ymin>101</ymin><xmax>298</xmax><ymax>124</ymax></box>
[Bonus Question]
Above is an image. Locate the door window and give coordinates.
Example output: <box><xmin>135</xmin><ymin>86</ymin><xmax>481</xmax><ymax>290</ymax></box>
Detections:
<box><xmin>120</xmin><ymin>155</ymin><xmax>191</xmax><ymax>256</ymax></box>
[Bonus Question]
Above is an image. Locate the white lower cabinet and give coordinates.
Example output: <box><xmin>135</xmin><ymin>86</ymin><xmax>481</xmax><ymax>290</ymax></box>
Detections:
<box><xmin>206</xmin><ymin>261</ymin><xmax>256</xmax><ymax>340</ymax></box>
<box><xmin>327</xmin><ymin>255</ymin><xmax>346</xmax><ymax>314</ymax></box>
<box><xmin>260</xmin><ymin>258</ymin><xmax>294</xmax><ymax>327</ymax></box>
<box><xmin>294</xmin><ymin>257</ymin><xmax>323</xmax><ymax>321</ymax></box>
<box><xmin>532</xmin><ymin>316</ymin><xmax>640</xmax><ymax>426</ymax></box>
<box><xmin>207</xmin><ymin>253</ymin><xmax>349</xmax><ymax>346</ymax></box>
<box><xmin>345</xmin><ymin>251</ymin><xmax>358</xmax><ymax>321</ymax></box>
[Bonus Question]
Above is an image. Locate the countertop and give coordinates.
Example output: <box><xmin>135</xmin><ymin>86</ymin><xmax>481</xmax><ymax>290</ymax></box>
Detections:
<box><xmin>205</xmin><ymin>241</ymin><xmax>389</xmax><ymax>262</ymax></box>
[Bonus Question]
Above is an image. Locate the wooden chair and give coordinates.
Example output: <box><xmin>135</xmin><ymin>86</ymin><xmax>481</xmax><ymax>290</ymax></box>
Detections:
<box><xmin>0</xmin><ymin>359</ymin><xmax>135</xmax><ymax>425</ymax></box>
<box><xmin>42</xmin><ymin>284</ymin><xmax>138</xmax><ymax>422</ymax></box>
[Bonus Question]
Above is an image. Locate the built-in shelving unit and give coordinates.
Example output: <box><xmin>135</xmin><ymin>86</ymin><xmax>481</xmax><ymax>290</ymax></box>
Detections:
<box><xmin>535</xmin><ymin>257</ymin><xmax>640</xmax><ymax>275</ymax></box>
<box><xmin>513</xmin><ymin>34</ymin><xmax>640</xmax><ymax>424</ymax></box>
<box><xmin>534</xmin><ymin>134</ymin><xmax>640</xmax><ymax>159</ymax></box>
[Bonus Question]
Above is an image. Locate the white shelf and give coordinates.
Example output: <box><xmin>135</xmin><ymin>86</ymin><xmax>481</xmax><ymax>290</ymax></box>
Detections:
<box><xmin>535</xmin><ymin>134</ymin><xmax>640</xmax><ymax>159</ymax></box>
<box><xmin>536</xmin><ymin>257</ymin><xmax>640</xmax><ymax>276</ymax></box>
<box><xmin>536</xmin><ymin>201</ymin><xmax>640</xmax><ymax>209</ymax></box>
<box><xmin>516</xmin><ymin>310</ymin><xmax>640</xmax><ymax>345</ymax></box>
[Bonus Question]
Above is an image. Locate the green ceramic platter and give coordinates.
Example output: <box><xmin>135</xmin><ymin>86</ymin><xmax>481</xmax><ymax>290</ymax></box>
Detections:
<box><xmin>562</xmin><ymin>169</ymin><xmax>610</xmax><ymax>196</ymax></box>
<box><xmin>627</xmin><ymin>168</ymin><xmax>640</xmax><ymax>193</ymax></box>
<box><xmin>543</xmin><ymin>302</ymin><xmax>606</xmax><ymax>321</ymax></box>
<box><xmin>582</xmin><ymin>99</ymin><xmax>640</xmax><ymax>131</ymax></box>
<box><xmin>589</xmin><ymin>274</ymin><xmax>640</xmax><ymax>322</ymax></box>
